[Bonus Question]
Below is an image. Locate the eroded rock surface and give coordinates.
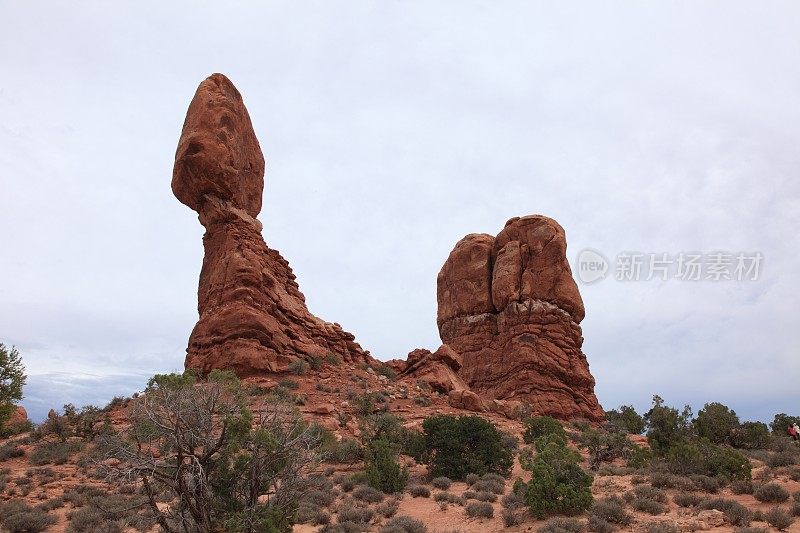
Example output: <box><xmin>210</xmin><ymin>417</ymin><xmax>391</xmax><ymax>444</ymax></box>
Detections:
<box><xmin>437</xmin><ymin>215</ymin><xmax>603</xmax><ymax>422</ymax></box>
<box><xmin>174</xmin><ymin>74</ymin><xmax>370</xmax><ymax>375</ymax></box>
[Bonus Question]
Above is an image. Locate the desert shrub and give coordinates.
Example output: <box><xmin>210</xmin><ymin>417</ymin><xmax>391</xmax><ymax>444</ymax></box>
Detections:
<box><xmin>0</xmin><ymin>442</ymin><xmax>24</xmax><ymax>461</ymax></box>
<box><xmin>644</xmin><ymin>395</ymin><xmax>693</xmax><ymax>454</ymax></box>
<box><xmin>644</xmin><ymin>523</ymin><xmax>678</xmax><ymax>533</ymax></box>
<box><xmin>523</xmin><ymin>416</ymin><xmax>566</xmax><ymax>444</ymax></box>
<box><xmin>365</xmin><ymin>439</ymin><xmax>408</xmax><ymax>493</ymax></box>
<box><xmin>627</xmin><ymin>443</ymin><xmax>654</xmax><ymax>469</ymax></box>
<box><xmin>502</xmin><ymin>506</ymin><xmax>526</xmax><ymax>527</ymax></box>
<box><xmin>472</xmin><ymin>473</ymin><xmax>505</xmax><ymax>495</ymax></box>
<box><xmin>733</xmin><ymin>528</ymin><xmax>767</xmax><ymax>533</ymax></box>
<box><xmin>337</xmin><ymin>505</ymin><xmax>375</xmax><ymax>524</ymax></box>
<box><xmin>627</xmin><ymin>485</ymin><xmax>667</xmax><ymax>503</ymax></box>
<box><xmin>764</xmin><ymin>507</ymin><xmax>794</xmax><ymax>530</ymax></box>
<box><xmin>376</xmin><ymin>365</ymin><xmax>397</xmax><ymax>381</ymax></box>
<box><xmin>673</xmin><ymin>491</ymin><xmax>702</xmax><ymax>507</ymax></box>
<box><xmin>325</xmin><ymin>438</ymin><xmax>364</xmax><ymax>464</ymax></box>
<box><xmin>0</xmin><ymin>499</ymin><xmax>57</xmax><ymax>533</ymax></box>
<box><xmin>289</xmin><ymin>359</ymin><xmax>308</xmax><ymax>375</ymax></box>
<box><xmin>697</xmin><ymin>498</ymin><xmax>752</xmax><ymax>526</ymax></box>
<box><xmin>472</xmin><ymin>491</ymin><xmax>497</xmax><ymax>502</ymax></box>
<box><xmin>631</xmin><ymin>498</ymin><xmax>665</xmax><ymax>515</ymax></box>
<box><xmin>730</xmin><ymin>421</ymin><xmax>770</xmax><ymax>450</ymax></box>
<box><xmin>422</xmin><ymin>415</ymin><xmax>513</xmax><ymax>480</ymax></box>
<box><xmin>278</xmin><ymin>378</ymin><xmax>299</xmax><ymax>390</ymax></box>
<box><xmin>693</xmin><ymin>402</ymin><xmax>740</xmax><ymax>444</ymax></box>
<box><xmin>376</xmin><ymin>498</ymin><xmax>399</xmax><ymax>518</ymax></box>
<box><xmin>731</xmin><ymin>479</ymin><xmax>753</xmax><ymax>494</ymax></box>
<box><xmin>587</xmin><ymin>515</ymin><xmax>614</xmax><ymax>533</ymax></box>
<box><xmin>465</xmin><ymin>501</ymin><xmax>493</xmax><ymax>518</ymax></box>
<box><xmin>431</xmin><ymin>476</ymin><xmax>452</xmax><ymax>490</ymax></box>
<box><xmin>605</xmin><ymin>405</ymin><xmax>645</xmax><ymax>434</ymax></box>
<box><xmin>433</xmin><ymin>491</ymin><xmax>464</xmax><ymax>505</ymax></box>
<box><xmin>537</xmin><ymin>517</ymin><xmax>584</xmax><ymax>533</ymax></box>
<box><xmin>754</xmin><ymin>482</ymin><xmax>789</xmax><ymax>503</ymax></box>
<box><xmin>408</xmin><ymin>484</ymin><xmax>430</xmax><ymax>498</ymax></box>
<box><xmin>578</xmin><ymin>429</ymin><xmax>629</xmax><ymax>470</ymax></box>
<box><xmin>590</xmin><ymin>497</ymin><xmax>632</xmax><ymax>526</ymax></box>
<box><xmin>690</xmin><ymin>474</ymin><xmax>722</xmax><ymax>493</ymax></box>
<box><xmin>649</xmin><ymin>472</ymin><xmax>694</xmax><ymax>490</ymax></box>
<box><xmin>29</xmin><ymin>440</ymin><xmax>81</xmax><ymax>465</ymax></box>
<box><xmin>67</xmin><ymin>506</ymin><xmax>124</xmax><ymax>533</ymax></box>
<box><xmin>766</xmin><ymin>450</ymin><xmax>797</xmax><ymax>467</ymax></box>
<box><xmin>37</xmin><ymin>497</ymin><xmax>64</xmax><ymax>511</ymax></box>
<box><xmin>379</xmin><ymin>516</ymin><xmax>426</xmax><ymax>533</ymax></box>
<box><xmin>522</xmin><ymin>437</ymin><xmax>593</xmax><ymax>518</ymax></box>
<box><xmin>770</xmin><ymin>413</ymin><xmax>800</xmax><ymax>435</ymax></box>
<box><xmin>353</xmin><ymin>484</ymin><xmax>385</xmax><ymax>503</ymax></box>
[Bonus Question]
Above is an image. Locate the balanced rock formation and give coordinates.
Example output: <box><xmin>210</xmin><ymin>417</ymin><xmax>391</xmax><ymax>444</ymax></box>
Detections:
<box><xmin>173</xmin><ymin>74</ymin><xmax>370</xmax><ymax>375</ymax></box>
<box><xmin>437</xmin><ymin>215</ymin><xmax>603</xmax><ymax>422</ymax></box>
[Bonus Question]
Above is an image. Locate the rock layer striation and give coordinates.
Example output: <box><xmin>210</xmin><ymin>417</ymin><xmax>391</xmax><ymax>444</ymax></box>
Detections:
<box><xmin>173</xmin><ymin>74</ymin><xmax>369</xmax><ymax>375</ymax></box>
<box><xmin>436</xmin><ymin>215</ymin><xmax>603</xmax><ymax>422</ymax></box>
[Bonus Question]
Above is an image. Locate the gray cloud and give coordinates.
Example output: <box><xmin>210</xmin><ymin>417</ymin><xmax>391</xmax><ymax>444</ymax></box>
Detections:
<box><xmin>1</xmin><ymin>2</ymin><xmax>798</xmax><ymax>423</ymax></box>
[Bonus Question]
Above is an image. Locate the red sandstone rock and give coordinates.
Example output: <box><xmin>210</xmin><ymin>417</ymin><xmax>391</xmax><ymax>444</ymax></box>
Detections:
<box><xmin>174</xmin><ymin>74</ymin><xmax>371</xmax><ymax>375</ymax></box>
<box><xmin>8</xmin><ymin>405</ymin><xmax>27</xmax><ymax>426</ymax></box>
<box><xmin>447</xmin><ymin>389</ymin><xmax>486</xmax><ymax>412</ymax></box>
<box><xmin>399</xmin><ymin>344</ymin><xmax>467</xmax><ymax>394</ymax></box>
<box><xmin>437</xmin><ymin>215</ymin><xmax>603</xmax><ymax>422</ymax></box>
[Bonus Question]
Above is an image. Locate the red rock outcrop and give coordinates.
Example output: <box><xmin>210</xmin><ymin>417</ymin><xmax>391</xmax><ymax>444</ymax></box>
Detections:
<box><xmin>174</xmin><ymin>74</ymin><xmax>370</xmax><ymax>375</ymax></box>
<box><xmin>399</xmin><ymin>344</ymin><xmax>467</xmax><ymax>393</ymax></box>
<box><xmin>8</xmin><ymin>405</ymin><xmax>27</xmax><ymax>426</ymax></box>
<box><xmin>437</xmin><ymin>215</ymin><xmax>603</xmax><ymax>422</ymax></box>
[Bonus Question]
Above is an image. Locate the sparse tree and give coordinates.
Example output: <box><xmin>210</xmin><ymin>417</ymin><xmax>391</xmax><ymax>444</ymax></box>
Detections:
<box><xmin>0</xmin><ymin>343</ymin><xmax>26</xmax><ymax>431</ymax></box>
<box><xmin>100</xmin><ymin>370</ymin><xmax>321</xmax><ymax>533</ymax></box>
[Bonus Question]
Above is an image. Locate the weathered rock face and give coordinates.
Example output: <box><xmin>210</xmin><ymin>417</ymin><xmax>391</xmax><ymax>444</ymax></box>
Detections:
<box><xmin>437</xmin><ymin>215</ymin><xmax>603</xmax><ymax>422</ymax></box>
<box><xmin>174</xmin><ymin>74</ymin><xmax>370</xmax><ymax>375</ymax></box>
<box><xmin>399</xmin><ymin>344</ymin><xmax>466</xmax><ymax>394</ymax></box>
<box><xmin>8</xmin><ymin>405</ymin><xmax>27</xmax><ymax>427</ymax></box>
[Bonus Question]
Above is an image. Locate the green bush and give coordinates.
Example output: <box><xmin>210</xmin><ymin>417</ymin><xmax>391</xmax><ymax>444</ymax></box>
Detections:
<box><xmin>731</xmin><ymin>479</ymin><xmax>753</xmax><ymax>494</ymax></box>
<box><xmin>422</xmin><ymin>415</ymin><xmax>513</xmax><ymax>480</ymax></box>
<box><xmin>0</xmin><ymin>344</ymin><xmax>26</xmax><ymax>437</ymax></box>
<box><xmin>730</xmin><ymin>421</ymin><xmax>770</xmax><ymax>450</ymax></box>
<box><xmin>627</xmin><ymin>443</ymin><xmax>654</xmax><ymax>469</ymax></box>
<box><xmin>522</xmin><ymin>438</ymin><xmax>593</xmax><ymax>518</ymax></box>
<box><xmin>605</xmin><ymin>405</ymin><xmax>645</xmax><ymax>434</ymax></box>
<box><xmin>578</xmin><ymin>429</ymin><xmax>629</xmax><ymax>470</ymax></box>
<box><xmin>694</xmin><ymin>402</ymin><xmax>740</xmax><ymax>445</ymax></box>
<box><xmin>754</xmin><ymin>482</ymin><xmax>789</xmax><ymax>503</ymax></box>
<box><xmin>665</xmin><ymin>439</ymin><xmax>751</xmax><ymax>480</ymax></box>
<box><xmin>631</xmin><ymin>498</ymin><xmax>666</xmax><ymax>515</ymax></box>
<box><xmin>770</xmin><ymin>413</ymin><xmax>800</xmax><ymax>435</ymax></box>
<box><xmin>644</xmin><ymin>395</ymin><xmax>693</xmax><ymax>454</ymax></box>
<box><xmin>324</xmin><ymin>438</ymin><xmax>364</xmax><ymax>464</ymax></box>
<box><xmin>30</xmin><ymin>441</ymin><xmax>82</xmax><ymax>465</ymax></box>
<box><xmin>523</xmin><ymin>416</ymin><xmax>566</xmax><ymax>444</ymax></box>
<box><xmin>365</xmin><ymin>439</ymin><xmax>408</xmax><ymax>493</ymax></box>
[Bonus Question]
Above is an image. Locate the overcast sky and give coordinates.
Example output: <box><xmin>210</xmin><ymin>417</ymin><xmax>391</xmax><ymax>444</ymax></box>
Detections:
<box><xmin>1</xmin><ymin>2</ymin><xmax>798</xmax><ymax>423</ymax></box>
